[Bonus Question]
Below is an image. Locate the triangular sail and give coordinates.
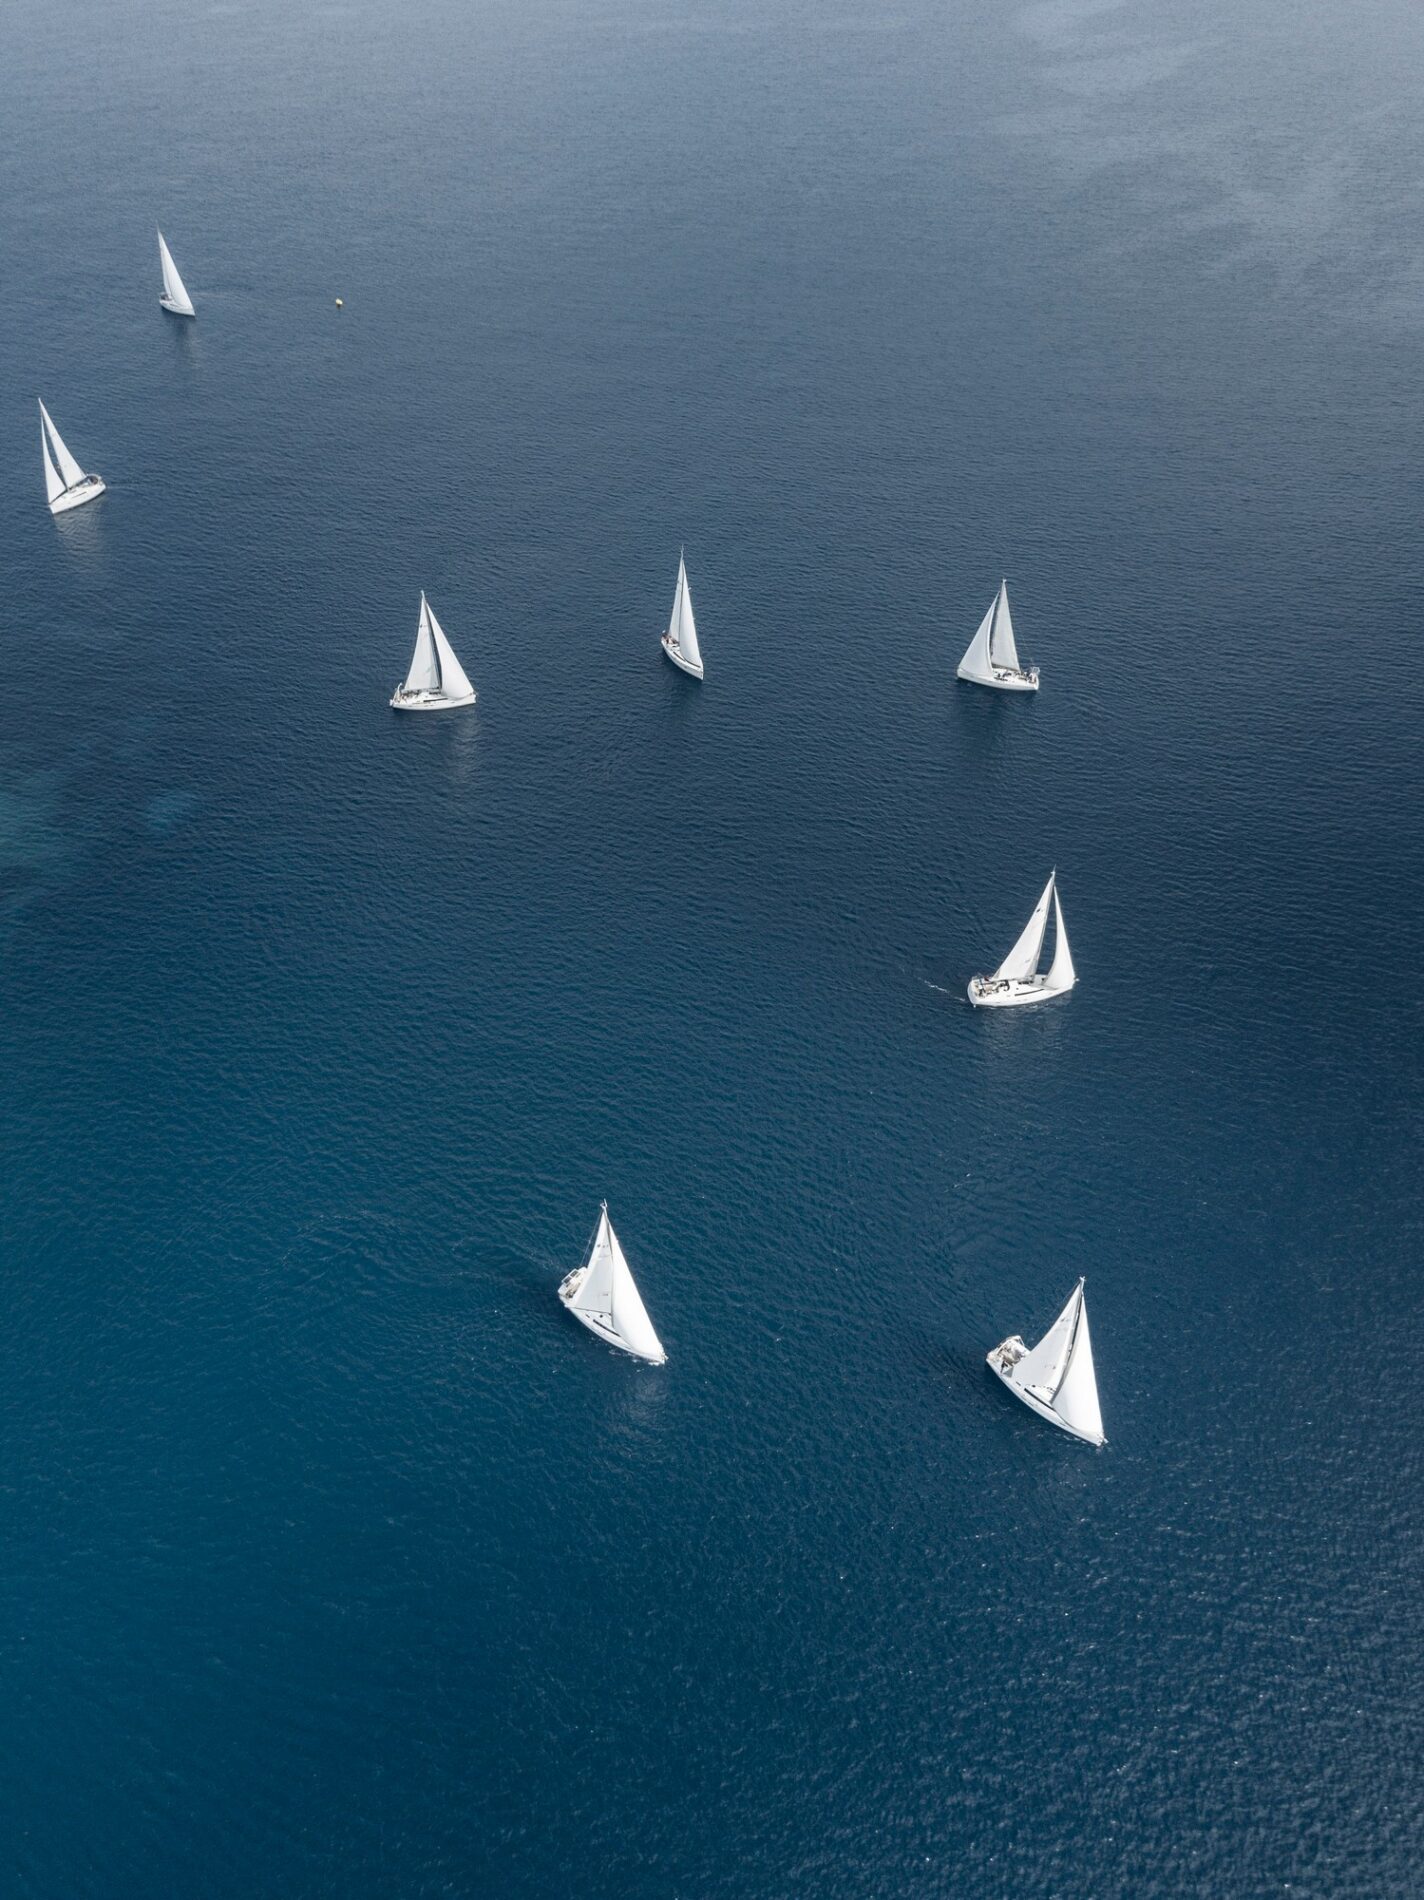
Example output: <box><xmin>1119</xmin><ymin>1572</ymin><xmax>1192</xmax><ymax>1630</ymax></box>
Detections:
<box><xmin>40</xmin><ymin>402</ymin><xmax>85</xmax><ymax>492</ymax></box>
<box><xmin>993</xmin><ymin>874</ymin><xmax>1054</xmax><ymax>983</ymax></box>
<box><xmin>571</xmin><ymin>1205</ymin><xmax>666</xmax><ymax>1361</ymax></box>
<box><xmin>157</xmin><ymin>230</ymin><xmax>195</xmax><ymax>315</ymax></box>
<box><xmin>957</xmin><ymin>597</ymin><xmax>996</xmax><ymax>683</ymax></box>
<box><xmin>669</xmin><ymin>554</ymin><xmax>701</xmax><ymax>669</ymax></box>
<box><xmin>571</xmin><ymin>1206</ymin><xmax>617</xmax><ymax>1321</ymax></box>
<box><xmin>40</xmin><ymin>407</ymin><xmax>64</xmax><ymax>503</ymax></box>
<box><xmin>1051</xmin><ymin>1288</ymin><xmax>1103</xmax><ymax>1443</ymax></box>
<box><xmin>1013</xmin><ymin>1282</ymin><xmax>1081</xmax><ymax>1398</ymax></box>
<box><xmin>606</xmin><ymin>1224</ymin><xmax>666</xmax><ymax>1362</ymax></box>
<box><xmin>427</xmin><ymin>601</ymin><xmax>474</xmax><ymax>700</ymax></box>
<box><xmin>402</xmin><ymin>595</ymin><xmax>439</xmax><ymax>693</ymax></box>
<box><xmin>988</xmin><ymin>581</ymin><xmax>1021</xmax><ymax>672</ymax></box>
<box><xmin>1045</xmin><ymin>887</ymin><xmax>1076</xmax><ymax>991</ymax></box>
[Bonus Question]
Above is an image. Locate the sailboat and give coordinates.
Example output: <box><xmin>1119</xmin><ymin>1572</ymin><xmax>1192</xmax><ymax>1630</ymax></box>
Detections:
<box><xmin>390</xmin><ymin>593</ymin><xmax>477</xmax><ymax>711</ymax></box>
<box><xmin>559</xmin><ymin>1203</ymin><xmax>667</xmax><ymax>1363</ymax></box>
<box><xmin>660</xmin><ymin>551</ymin><xmax>704</xmax><ymax>679</ymax></box>
<box><xmin>988</xmin><ymin>1278</ymin><xmax>1104</xmax><ymax>1445</ymax></box>
<box><xmin>957</xmin><ymin>580</ymin><xmax>1038</xmax><ymax>691</ymax></box>
<box><xmin>967</xmin><ymin>871</ymin><xmax>1076</xmax><ymax>1008</ymax></box>
<box><xmin>157</xmin><ymin>230</ymin><xmax>196</xmax><ymax>317</ymax></box>
<box><xmin>39</xmin><ymin>402</ymin><xmax>106</xmax><ymax>515</ymax></box>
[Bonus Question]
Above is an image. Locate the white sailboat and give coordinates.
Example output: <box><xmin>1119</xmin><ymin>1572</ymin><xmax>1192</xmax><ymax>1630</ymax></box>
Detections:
<box><xmin>957</xmin><ymin>580</ymin><xmax>1038</xmax><ymax>691</ymax></box>
<box><xmin>968</xmin><ymin>871</ymin><xmax>1076</xmax><ymax>1008</ymax></box>
<box><xmin>559</xmin><ymin>1203</ymin><xmax>667</xmax><ymax>1364</ymax></box>
<box><xmin>39</xmin><ymin>402</ymin><xmax>106</xmax><ymax>515</ymax></box>
<box><xmin>660</xmin><ymin>551</ymin><xmax>704</xmax><ymax>679</ymax></box>
<box><xmin>390</xmin><ymin>593</ymin><xmax>477</xmax><ymax>711</ymax></box>
<box><xmin>988</xmin><ymin>1278</ymin><xmax>1104</xmax><ymax>1445</ymax></box>
<box><xmin>157</xmin><ymin>230</ymin><xmax>196</xmax><ymax>317</ymax></box>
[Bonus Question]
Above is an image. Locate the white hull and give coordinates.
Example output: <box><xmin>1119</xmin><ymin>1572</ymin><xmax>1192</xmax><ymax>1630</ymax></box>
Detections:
<box><xmin>957</xmin><ymin>664</ymin><xmax>1039</xmax><ymax>693</ymax></box>
<box><xmin>49</xmin><ymin>476</ymin><xmax>106</xmax><ymax>516</ymax></box>
<box><xmin>661</xmin><ymin>634</ymin><xmax>704</xmax><ymax>680</ymax></box>
<box><xmin>987</xmin><ymin>1339</ymin><xmax>1104</xmax><ymax>1445</ymax></box>
<box><xmin>159</xmin><ymin>294</ymin><xmax>196</xmax><ymax>318</ymax></box>
<box><xmin>558</xmin><ymin>1268</ymin><xmax>666</xmax><ymax>1363</ymax></box>
<box><xmin>967</xmin><ymin>973</ymin><xmax>1072</xmax><ymax>1008</ymax></box>
<box><xmin>390</xmin><ymin>686</ymin><xmax>476</xmax><ymax>712</ymax></box>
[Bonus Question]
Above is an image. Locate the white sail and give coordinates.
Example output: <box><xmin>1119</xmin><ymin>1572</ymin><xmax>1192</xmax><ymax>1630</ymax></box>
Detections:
<box><xmin>993</xmin><ymin>874</ymin><xmax>1054</xmax><ymax>983</ymax></box>
<box><xmin>427</xmin><ymin>600</ymin><xmax>474</xmax><ymax>701</ymax></box>
<box><xmin>1015</xmin><ymin>1281</ymin><xmax>1080</xmax><ymax>1398</ymax></box>
<box><xmin>39</xmin><ymin>402</ymin><xmax>86</xmax><ymax>493</ymax></box>
<box><xmin>157</xmin><ymin>230</ymin><xmax>195</xmax><ymax>315</ymax></box>
<box><xmin>40</xmin><ymin>407</ymin><xmax>64</xmax><ymax>504</ymax></box>
<box><xmin>567</xmin><ymin>1205</ymin><xmax>666</xmax><ymax>1363</ymax></box>
<box><xmin>957</xmin><ymin>597</ymin><xmax>996</xmax><ymax>683</ymax></box>
<box><xmin>989</xmin><ymin>1279</ymin><xmax>1104</xmax><ymax>1445</ymax></box>
<box><xmin>1045</xmin><ymin>886</ymin><xmax>1076</xmax><ymax>992</ymax></box>
<box><xmin>1051</xmin><ymin>1288</ymin><xmax>1103</xmax><ymax>1444</ymax></box>
<box><xmin>606</xmin><ymin>1225</ymin><xmax>665</xmax><ymax>1363</ymax></box>
<box><xmin>571</xmin><ymin>1206</ymin><xmax>618</xmax><ymax>1322</ymax></box>
<box><xmin>403</xmin><ymin>595</ymin><xmax>440</xmax><ymax>693</ymax></box>
<box><xmin>1010</xmin><ymin>1280</ymin><xmax>1103</xmax><ymax>1443</ymax></box>
<box><xmin>988</xmin><ymin>581</ymin><xmax>1020</xmax><ymax>672</ymax></box>
<box><xmin>669</xmin><ymin>554</ymin><xmax>701</xmax><ymax>670</ymax></box>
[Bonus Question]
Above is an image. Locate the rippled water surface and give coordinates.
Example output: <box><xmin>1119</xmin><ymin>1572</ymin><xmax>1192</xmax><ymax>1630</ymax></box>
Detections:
<box><xmin>2</xmin><ymin>0</ymin><xmax>1422</xmax><ymax>1893</ymax></box>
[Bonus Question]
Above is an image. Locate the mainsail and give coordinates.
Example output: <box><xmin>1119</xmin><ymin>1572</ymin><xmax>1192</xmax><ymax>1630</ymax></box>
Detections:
<box><xmin>669</xmin><ymin>554</ymin><xmax>701</xmax><ymax>670</ymax></box>
<box><xmin>988</xmin><ymin>582</ymin><xmax>1020</xmax><ymax>672</ymax></box>
<box><xmin>40</xmin><ymin>410</ymin><xmax>64</xmax><ymax>504</ymax></box>
<box><xmin>994</xmin><ymin>874</ymin><xmax>1055</xmax><ymax>983</ymax></box>
<box><xmin>403</xmin><ymin>596</ymin><xmax>440</xmax><ymax>693</ymax></box>
<box><xmin>157</xmin><ymin>230</ymin><xmax>195</xmax><ymax>315</ymax></box>
<box><xmin>1016</xmin><ymin>1283</ymin><xmax>1080</xmax><ymax>1400</ymax></box>
<box><xmin>39</xmin><ymin>402</ymin><xmax>85</xmax><ymax>494</ymax></box>
<box><xmin>573</xmin><ymin>1209</ymin><xmax>617</xmax><ymax>1322</ymax></box>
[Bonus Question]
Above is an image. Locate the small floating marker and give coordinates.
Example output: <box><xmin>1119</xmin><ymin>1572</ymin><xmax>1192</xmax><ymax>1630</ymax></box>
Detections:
<box><xmin>334</xmin><ymin>298</ymin><xmax>344</xmax><ymax>308</ymax></box>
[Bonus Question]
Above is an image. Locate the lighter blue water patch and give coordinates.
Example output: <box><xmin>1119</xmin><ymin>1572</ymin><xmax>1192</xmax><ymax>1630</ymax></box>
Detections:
<box><xmin>144</xmin><ymin>789</ymin><xmax>201</xmax><ymax>836</ymax></box>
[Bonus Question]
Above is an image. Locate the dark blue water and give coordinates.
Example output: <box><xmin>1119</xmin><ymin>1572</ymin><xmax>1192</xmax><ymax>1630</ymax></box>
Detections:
<box><xmin>3</xmin><ymin>0</ymin><xmax>1422</xmax><ymax>1892</ymax></box>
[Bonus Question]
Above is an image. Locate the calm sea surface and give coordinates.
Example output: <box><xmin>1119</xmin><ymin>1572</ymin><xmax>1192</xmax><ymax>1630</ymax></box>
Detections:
<box><xmin>2</xmin><ymin>0</ymin><xmax>1422</xmax><ymax>1893</ymax></box>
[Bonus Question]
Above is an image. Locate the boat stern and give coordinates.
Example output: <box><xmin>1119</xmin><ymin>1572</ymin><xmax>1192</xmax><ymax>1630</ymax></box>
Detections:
<box><xmin>661</xmin><ymin>634</ymin><xmax>705</xmax><ymax>680</ymax></box>
<box><xmin>987</xmin><ymin>1335</ymin><xmax>1027</xmax><ymax>1378</ymax></box>
<box><xmin>557</xmin><ymin>1267</ymin><xmax>586</xmax><ymax>1308</ymax></box>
